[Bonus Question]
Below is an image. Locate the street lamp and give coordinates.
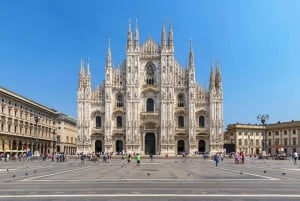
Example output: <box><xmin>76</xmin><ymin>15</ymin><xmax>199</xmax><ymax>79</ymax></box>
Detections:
<box><xmin>257</xmin><ymin>114</ymin><xmax>269</xmax><ymax>154</ymax></box>
<box><xmin>33</xmin><ymin>114</ymin><xmax>41</xmax><ymax>157</ymax></box>
<box><xmin>247</xmin><ymin>132</ymin><xmax>251</xmax><ymax>155</ymax></box>
<box><xmin>53</xmin><ymin>130</ymin><xmax>56</xmax><ymax>154</ymax></box>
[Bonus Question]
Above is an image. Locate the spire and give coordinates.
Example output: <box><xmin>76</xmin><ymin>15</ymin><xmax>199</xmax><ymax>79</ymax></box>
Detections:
<box><xmin>168</xmin><ymin>21</ymin><xmax>174</xmax><ymax>51</ymax></box>
<box><xmin>189</xmin><ymin>39</ymin><xmax>194</xmax><ymax>68</ymax></box>
<box><xmin>127</xmin><ymin>19</ymin><xmax>133</xmax><ymax>51</ymax></box>
<box><xmin>209</xmin><ymin>59</ymin><xmax>215</xmax><ymax>90</ymax></box>
<box><xmin>215</xmin><ymin>60</ymin><xmax>222</xmax><ymax>89</ymax></box>
<box><xmin>134</xmin><ymin>19</ymin><xmax>139</xmax><ymax>50</ymax></box>
<box><xmin>106</xmin><ymin>39</ymin><xmax>112</xmax><ymax>68</ymax></box>
<box><xmin>161</xmin><ymin>22</ymin><xmax>167</xmax><ymax>50</ymax></box>
<box><xmin>79</xmin><ymin>58</ymin><xmax>85</xmax><ymax>87</ymax></box>
<box><xmin>86</xmin><ymin>58</ymin><xmax>91</xmax><ymax>86</ymax></box>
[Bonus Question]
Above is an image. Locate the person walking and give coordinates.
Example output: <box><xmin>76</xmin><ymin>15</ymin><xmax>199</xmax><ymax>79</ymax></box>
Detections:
<box><xmin>234</xmin><ymin>152</ymin><xmax>239</xmax><ymax>164</ymax></box>
<box><xmin>214</xmin><ymin>153</ymin><xmax>221</xmax><ymax>167</ymax></box>
<box><xmin>127</xmin><ymin>154</ymin><xmax>132</xmax><ymax>163</ymax></box>
<box><xmin>80</xmin><ymin>154</ymin><xmax>84</xmax><ymax>165</ymax></box>
<box><xmin>293</xmin><ymin>151</ymin><xmax>298</xmax><ymax>164</ymax></box>
<box><xmin>136</xmin><ymin>153</ymin><xmax>141</xmax><ymax>166</ymax></box>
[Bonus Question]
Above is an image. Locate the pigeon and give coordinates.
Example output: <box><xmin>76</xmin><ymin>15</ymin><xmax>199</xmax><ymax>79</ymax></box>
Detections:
<box><xmin>263</xmin><ymin>170</ymin><xmax>267</xmax><ymax>173</ymax></box>
<box><xmin>147</xmin><ymin>173</ymin><xmax>151</xmax><ymax>176</ymax></box>
<box><xmin>33</xmin><ymin>170</ymin><xmax>37</xmax><ymax>173</ymax></box>
<box><xmin>7</xmin><ymin>169</ymin><xmax>9</xmax><ymax>172</ymax></box>
<box><xmin>25</xmin><ymin>172</ymin><xmax>28</xmax><ymax>176</ymax></box>
<box><xmin>240</xmin><ymin>171</ymin><xmax>243</xmax><ymax>175</ymax></box>
<box><xmin>12</xmin><ymin>174</ymin><xmax>15</xmax><ymax>178</ymax></box>
<box><xmin>282</xmin><ymin>173</ymin><xmax>286</xmax><ymax>175</ymax></box>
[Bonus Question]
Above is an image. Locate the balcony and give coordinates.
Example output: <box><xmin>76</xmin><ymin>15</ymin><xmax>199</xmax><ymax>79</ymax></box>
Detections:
<box><xmin>92</xmin><ymin>127</ymin><xmax>104</xmax><ymax>133</ymax></box>
<box><xmin>196</xmin><ymin>127</ymin><xmax>207</xmax><ymax>132</ymax></box>
<box><xmin>140</xmin><ymin>112</ymin><xmax>159</xmax><ymax>122</ymax></box>
<box><xmin>113</xmin><ymin>127</ymin><xmax>125</xmax><ymax>133</ymax></box>
<box><xmin>175</xmin><ymin>127</ymin><xmax>187</xmax><ymax>132</ymax></box>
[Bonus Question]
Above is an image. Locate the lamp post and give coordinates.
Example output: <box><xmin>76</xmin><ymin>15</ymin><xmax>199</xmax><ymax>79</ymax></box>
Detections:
<box><xmin>33</xmin><ymin>115</ymin><xmax>41</xmax><ymax>157</ymax></box>
<box><xmin>53</xmin><ymin>131</ymin><xmax>56</xmax><ymax>154</ymax></box>
<box><xmin>248</xmin><ymin>132</ymin><xmax>251</xmax><ymax>155</ymax></box>
<box><xmin>257</xmin><ymin>114</ymin><xmax>269</xmax><ymax>154</ymax></box>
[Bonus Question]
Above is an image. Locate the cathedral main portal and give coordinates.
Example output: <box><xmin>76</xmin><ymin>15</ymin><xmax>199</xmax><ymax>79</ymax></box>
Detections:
<box><xmin>145</xmin><ymin>133</ymin><xmax>155</xmax><ymax>155</ymax></box>
<box><xmin>95</xmin><ymin>140</ymin><xmax>102</xmax><ymax>153</ymax></box>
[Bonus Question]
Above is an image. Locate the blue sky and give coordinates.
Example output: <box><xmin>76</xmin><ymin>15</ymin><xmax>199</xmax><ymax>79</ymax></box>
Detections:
<box><xmin>0</xmin><ymin>0</ymin><xmax>299</xmax><ymax>128</ymax></box>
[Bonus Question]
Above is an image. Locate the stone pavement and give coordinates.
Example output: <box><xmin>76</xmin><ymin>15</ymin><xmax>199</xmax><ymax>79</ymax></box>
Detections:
<box><xmin>0</xmin><ymin>156</ymin><xmax>300</xmax><ymax>200</ymax></box>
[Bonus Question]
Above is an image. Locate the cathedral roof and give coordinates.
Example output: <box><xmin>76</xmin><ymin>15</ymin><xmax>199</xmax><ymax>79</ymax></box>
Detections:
<box><xmin>141</xmin><ymin>37</ymin><xmax>160</xmax><ymax>55</ymax></box>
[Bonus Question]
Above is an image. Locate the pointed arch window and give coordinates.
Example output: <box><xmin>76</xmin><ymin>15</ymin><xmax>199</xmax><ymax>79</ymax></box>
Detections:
<box><xmin>96</xmin><ymin>116</ymin><xmax>101</xmax><ymax>128</ymax></box>
<box><xmin>146</xmin><ymin>62</ymin><xmax>155</xmax><ymax>85</ymax></box>
<box><xmin>178</xmin><ymin>94</ymin><xmax>185</xmax><ymax>107</ymax></box>
<box><xmin>199</xmin><ymin>116</ymin><xmax>205</xmax><ymax>128</ymax></box>
<box><xmin>178</xmin><ymin>116</ymin><xmax>184</xmax><ymax>128</ymax></box>
<box><xmin>116</xmin><ymin>116</ymin><xmax>122</xmax><ymax>128</ymax></box>
<box><xmin>116</xmin><ymin>93</ymin><xmax>123</xmax><ymax>107</ymax></box>
<box><xmin>146</xmin><ymin>98</ymin><xmax>154</xmax><ymax>112</ymax></box>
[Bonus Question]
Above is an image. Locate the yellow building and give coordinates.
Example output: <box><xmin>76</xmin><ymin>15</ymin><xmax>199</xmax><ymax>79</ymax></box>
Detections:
<box><xmin>56</xmin><ymin>113</ymin><xmax>77</xmax><ymax>154</ymax></box>
<box><xmin>266</xmin><ymin>121</ymin><xmax>300</xmax><ymax>155</ymax></box>
<box><xmin>225</xmin><ymin>121</ymin><xmax>300</xmax><ymax>155</ymax></box>
<box><xmin>225</xmin><ymin>124</ymin><xmax>264</xmax><ymax>154</ymax></box>
<box><xmin>0</xmin><ymin>87</ymin><xmax>57</xmax><ymax>157</ymax></box>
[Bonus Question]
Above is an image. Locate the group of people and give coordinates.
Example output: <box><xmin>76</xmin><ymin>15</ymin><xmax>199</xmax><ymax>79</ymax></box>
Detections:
<box><xmin>126</xmin><ymin>153</ymin><xmax>141</xmax><ymax>166</ymax></box>
<box><xmin>78</xmin><ymin>152</ymin><xmax>142</xmax><ymax>166</ymax></box>
<box><xmin>233</xmin><ymin>151</ymin><xmax>246</xmax><ymax>164</ymax></box>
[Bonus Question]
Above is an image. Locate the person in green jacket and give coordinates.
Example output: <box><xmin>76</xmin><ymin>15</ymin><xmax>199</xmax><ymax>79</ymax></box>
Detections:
<box><xmin>136</xmin><ymin>153</ymin><xmax>141</xmax><ymax>166</ymax></box>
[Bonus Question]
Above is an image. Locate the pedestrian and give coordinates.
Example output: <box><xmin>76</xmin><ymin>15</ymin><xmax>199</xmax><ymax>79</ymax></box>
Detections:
<box><xmin>293</xmin><ymin>151</ymin><xmax>298</xmax><ymax>164</ymax></box>
<box><xmin>214</xmin><ymin>153</ymin><xmax>221</xmax><ymax>167</ymax></box>
<box><xmin>150</xmin><ymin>154</ymin><xmax>153</xmax><ymax>161</ymax></box>
<box><xmin>80</xmin><ymin>154</ymin><xmax>84</xmax><ymax>164</ymax></box>
<box><xmin>127</xmin><ymin>154</ymin><xmax>131</xmax><ymax>163</ymax></box>
<box><xmin>289</xmin><ymin>153</ymin><xmax>293</xmax><ymax>163</ymax></box>
<box><xmin>136</xmin><ymin>153</ymin><xmax>141</xmax><ymax>166</ymax></box>
<box><xmin>234</xmin><ymin>152</ymin><xmax>239</xmax><ymax>164</ymax></box>
<box><xmin>241</xmin><ymin>152</ymin><xmax>245</xmax><ymax>164</ymax></box>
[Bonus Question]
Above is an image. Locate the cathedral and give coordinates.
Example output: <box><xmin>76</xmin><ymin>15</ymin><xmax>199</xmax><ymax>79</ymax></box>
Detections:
<box><xmin>77</xmin><ymin>21</ymin><xmax>223</xmax><ymax>156</ymax></box>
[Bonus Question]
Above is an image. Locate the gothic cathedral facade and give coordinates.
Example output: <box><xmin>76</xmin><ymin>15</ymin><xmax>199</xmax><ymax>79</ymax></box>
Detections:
<box><xmin>77</xmin><ymin>22</ymin><xmax>223</xmax><ymax>156</ymax></box>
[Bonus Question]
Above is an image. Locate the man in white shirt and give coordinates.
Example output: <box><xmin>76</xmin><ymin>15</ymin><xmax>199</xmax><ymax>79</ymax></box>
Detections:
<box><xmin>293</xmin><ymin>151</ymin><xmax>298</xmax><ymax>164</ymax></box>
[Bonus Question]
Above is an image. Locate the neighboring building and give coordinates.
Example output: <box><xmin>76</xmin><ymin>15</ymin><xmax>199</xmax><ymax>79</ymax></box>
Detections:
<box><xmin>77</xmin><ymin>21</ymin><xmax>224</xmax><ymax>156</ymax></box>
<box><xmin>55</xmin><ymin>113</ymin><xmax>77</xmax><ymax>154</ymax></box>
<box><xmin>0</xmin><ymin>87</ymin><xmax>57</xmax><ymax>156</ymax></box>
<box><xmin>266</xmin><ymin>121</ymin><xmax>300</xmax><ymax>155</ymax></box>
<box><xmin>225</xmin><ymin>124</ymin><xmax>264</xmax><ymax>154</ymax></box>
<box><xmin>225</xmin><ymin>121</ymin><xmax>300</xmax><ymax>155</ymax></box>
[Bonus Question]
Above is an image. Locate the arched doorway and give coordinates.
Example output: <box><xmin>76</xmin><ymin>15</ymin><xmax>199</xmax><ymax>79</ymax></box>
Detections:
<box><xmin>116</xmin><ymin>140</ymin><xmax>123</xmax><ymax>153</ymax></box>
<box><xmin>95</xmin><ymin>140</ymin><xmax>102</xmax><ymax>153</ymax></box>
<box><xmin>145</xmin><ymin>133</ymin><xmax>155</xmax><ymax>155</ymax></box>
<box><xmin>256</xmin><ymin>148</ymin><xmax>260</xmax><ymax>155</ymax></box>
<box><xmin>177</xmin><ymin>140</ymin><xmax>185</xmax><ymax>154</ymax></box>
<box><xmin>198</xmin><ymin>140</ymin><xmax>205</xmax><ymax>153</ymax></box>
